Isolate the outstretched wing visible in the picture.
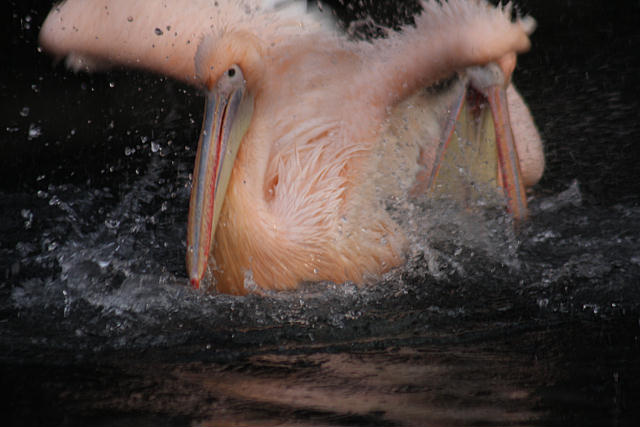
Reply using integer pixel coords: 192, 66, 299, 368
360, 0, 535, 107
39, 0, 332, 85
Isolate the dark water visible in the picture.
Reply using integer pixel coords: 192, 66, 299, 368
2, 1, 640, 426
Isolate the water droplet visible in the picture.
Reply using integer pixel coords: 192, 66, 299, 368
109, 81, 115, 88
151, 141, 161, 153
19, 106, 30, 117
28, 123, 42, 140
583, 303, 600, 314
124, 147, 135, 156
127, 16, 134, 22
21, 209, 33, 229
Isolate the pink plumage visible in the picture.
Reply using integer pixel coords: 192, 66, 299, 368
40, 0, 544, 294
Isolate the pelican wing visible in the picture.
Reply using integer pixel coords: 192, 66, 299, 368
39, 0, 332, 85
360, 0, 535, 106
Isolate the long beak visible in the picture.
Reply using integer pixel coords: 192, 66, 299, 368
426, 70, 528, 223
483, 85, 528, 222
186, 84, 252, 289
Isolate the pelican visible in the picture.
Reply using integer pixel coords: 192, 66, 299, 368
40, 0, 544, 294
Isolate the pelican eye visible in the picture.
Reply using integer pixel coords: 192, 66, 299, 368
222, 65, 244, 86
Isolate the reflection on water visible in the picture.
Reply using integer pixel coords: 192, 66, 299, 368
4, 312, 639, 427
16, 344, 547, 426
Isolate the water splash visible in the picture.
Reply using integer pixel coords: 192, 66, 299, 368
4, 137, 639, 357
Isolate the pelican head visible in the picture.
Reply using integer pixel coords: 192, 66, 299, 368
187, 63, 253, 289
186, 31, 276, 289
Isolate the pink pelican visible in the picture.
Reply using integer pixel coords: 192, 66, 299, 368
40, 0, 544, 294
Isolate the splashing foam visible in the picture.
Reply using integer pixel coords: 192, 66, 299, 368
368, 81, 522, 284
11, 152, 193, 318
